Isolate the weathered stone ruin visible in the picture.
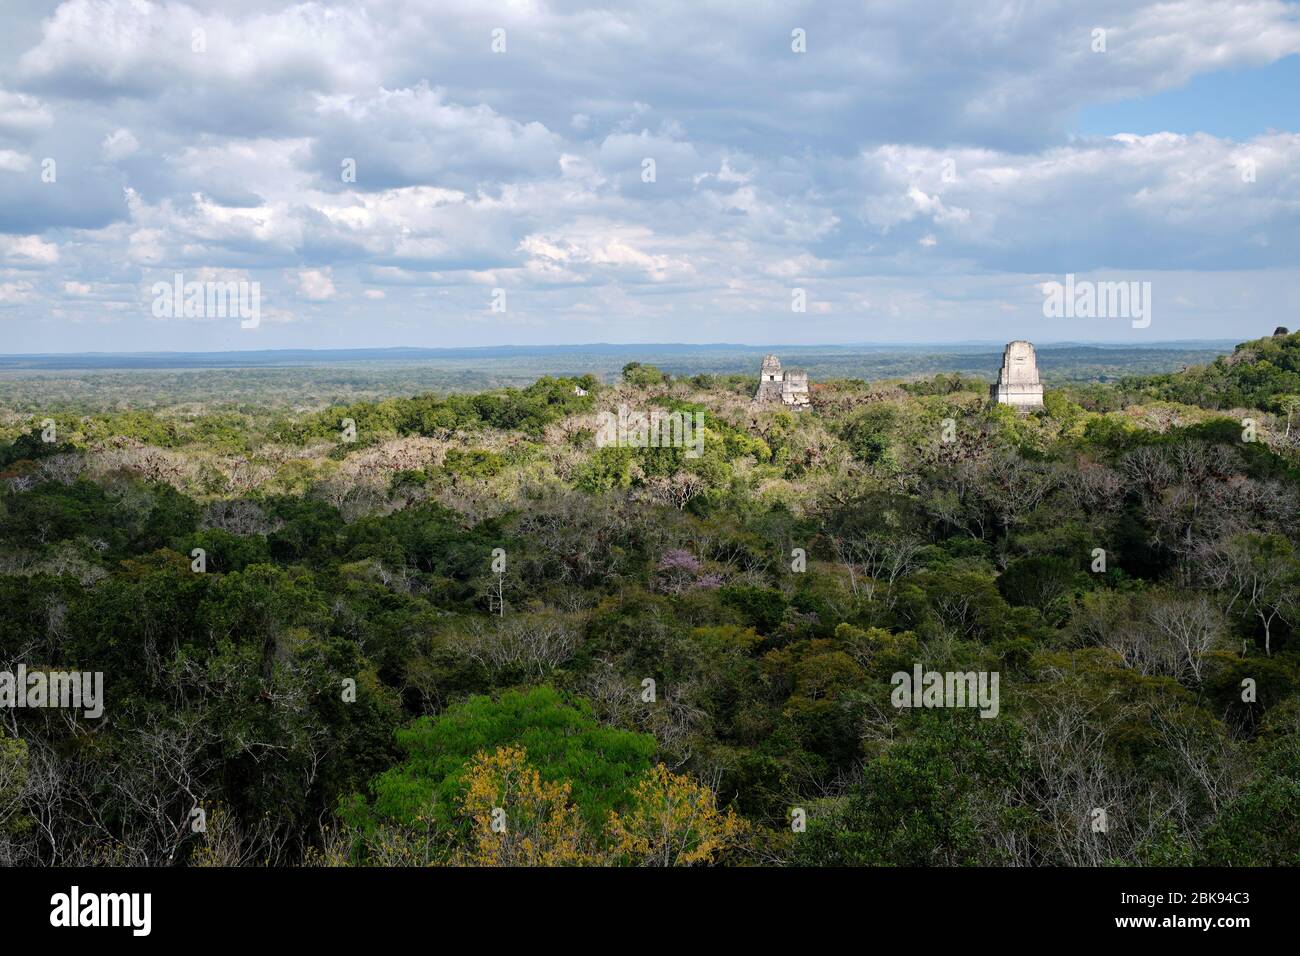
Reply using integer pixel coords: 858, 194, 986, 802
989, 340, 1044, 408
753, 354, 810, 407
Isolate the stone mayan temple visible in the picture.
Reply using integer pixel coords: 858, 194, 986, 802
989, 340, 1044, 408
753, 354, 810, 407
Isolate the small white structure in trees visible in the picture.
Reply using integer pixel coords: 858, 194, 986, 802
753, 354, 810, 408
989, 340, 1044, 408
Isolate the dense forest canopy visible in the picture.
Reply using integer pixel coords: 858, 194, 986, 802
2, 332, 1299, 866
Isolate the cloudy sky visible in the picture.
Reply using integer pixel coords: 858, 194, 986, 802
1, 0, 1298, 352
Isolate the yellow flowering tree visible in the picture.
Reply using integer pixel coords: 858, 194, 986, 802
457, 745, 592, 866
606, 764, 747, 866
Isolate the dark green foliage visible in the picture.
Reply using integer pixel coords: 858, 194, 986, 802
796, 713, 1026, 865
721, 585, 788, 634
998, 555, 1088, 614
1126, 331, 1300, 412
441, 449, 504, 479
621, 362, 671, 387
1201, 732, 1300, 865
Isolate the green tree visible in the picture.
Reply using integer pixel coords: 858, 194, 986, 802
352, 687, 656, 836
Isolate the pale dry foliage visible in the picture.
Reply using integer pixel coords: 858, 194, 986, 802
202, 499, 279, 536
84, 441, 198, 490
457, 613, 580, 680
996, 696, 1177, 867
0, 541, 107, 585
314, 474, 389, 522
334, 436, 448, 482
1120, 441, 1298, 557
578, 663, 708, 771
1072, 590, 1228, 683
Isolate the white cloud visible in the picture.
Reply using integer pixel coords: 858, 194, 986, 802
0, 150, 31, 173
1, 235, 59, 265
520, 223, 698, 284
19, 0, 379, 98
296, 268, 335, 300
0, 281, 36, 304
310, 84, 561, 188
5, 0, 1300, 347
101, 128, 139, 161
0, 89, 52, 136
